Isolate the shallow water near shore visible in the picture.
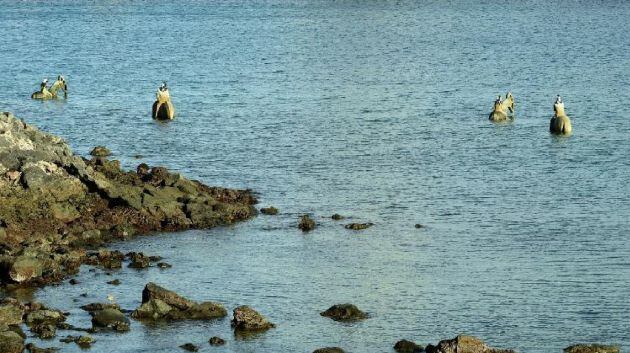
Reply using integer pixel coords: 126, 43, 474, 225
2, 1, 630, 352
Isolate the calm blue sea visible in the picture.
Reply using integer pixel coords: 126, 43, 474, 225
1, 1, 629, 352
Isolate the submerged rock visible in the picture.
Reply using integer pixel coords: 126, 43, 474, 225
231, 305, 275, 331
80, 303, 120, 312
30, 323, 56, 339
313, 348, 345, 353
260, 206, 278, 215
0, 112, 256, 288
59, 335, 93, 348
320, 304, 368, 321
25, 343, 60, 353
425, 335, 514, 353
344, 223, 373, 230
395, 339, 424, 353
298, 215, 316, 232
331, 214, 345, 220
209, 336, 225, 346
564, 344, 620, 353
131, 282, 226, 321
127, 252, 150, 269
180, 343, 199, 352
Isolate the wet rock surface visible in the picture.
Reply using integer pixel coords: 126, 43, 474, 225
0, 330, 25, 353
209, 336, 225, 346
180, 343, 199, 351
320, 303, 368, 321
89, 146, 111, 157
260, 206, 278, 215
425, 335, 514, 353
0, 112, 256, 289
59, 335, 94, 348
344, 222, 374, 230
395, 339, 424, 353
25, 343, 60, 353
91, 308, 130, 332
132, 282, 226, 321
298, 215, 316, 232
563, 344, 620, 353
231, 305, 275, 331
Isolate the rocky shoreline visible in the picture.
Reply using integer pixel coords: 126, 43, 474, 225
0, 112, 620, 352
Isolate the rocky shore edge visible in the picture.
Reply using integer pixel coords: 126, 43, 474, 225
0, 111, 256, 289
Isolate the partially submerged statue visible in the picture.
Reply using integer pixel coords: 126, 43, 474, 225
152, 82, 175, 120
549, 95, 572, 135
31, 75, 67, 100
488, 92, 515, 122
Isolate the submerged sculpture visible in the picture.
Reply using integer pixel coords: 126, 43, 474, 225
488, 92, 515, 122
152, 82, 175, 120
549, 95, 572, 135
31, 75, 67, 100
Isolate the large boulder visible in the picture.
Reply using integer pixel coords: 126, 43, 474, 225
425, 335, 514, 353
320, 304, 368, 321
131, 282, 226, 321
231, 306, 275, 331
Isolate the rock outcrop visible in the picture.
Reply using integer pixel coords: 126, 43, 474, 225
298, 215, 316, 232
0, 112, 256, 288
395, 339, 424, 353
425, 335, 514, 353
320, 303, 368, 321
131, 282, 226, 321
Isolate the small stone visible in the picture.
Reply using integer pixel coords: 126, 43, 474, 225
313, 348, 345, 353
298, 215, 316, 232
320, 304, 368, 321
107, 279, 121, 285
414, 224, 424, 229
157, 262, 172, 269
69, 279, 79, 285
180, 343, 199, 352
260, 206, 278, 215
395, 339, 424, 353
344, 223, 373, 230
89, 146, 111, 157
331, 214, 345, 220
208, 336, 225, 346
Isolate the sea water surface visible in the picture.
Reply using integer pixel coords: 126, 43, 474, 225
1, 1, 629, 352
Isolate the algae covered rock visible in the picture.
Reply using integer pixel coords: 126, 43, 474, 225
0, 330, 25, 353
131, 282, 226, 321
320, 303, 368, 321
344, 222, 373, 230
231, 305, 275, 331
209, 336, 225, 346
298, 215, 316, 232
564, 344, 620, 353
89, 146, 111, 157
260, 206, 278, 215
91, 308, 130, 332
425, 335, 515, 353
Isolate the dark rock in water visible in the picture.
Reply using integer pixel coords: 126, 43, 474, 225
564, 344, 620, 353
180, 343, 199, 352
260, 206, 278, 215
0, 330, 25, 353
25, 343, 60, 353
68, 278, 79, 285
313, 348, 345, 353
89, 146, 111, 157
425, 335, 514, 353
231, 305, 275, 331
128, 252, 151, 269
208, 336, 225, 346
30, 323, 56, 339
91, 308, 130, 332
131, 282, 226, 321
107, 279, 121, 285
157, 262, 172, 269
395, 339, 424, 353
344, 223, 373, 230
320, 303, 368, 321
59, 335, 93, 348
331, 214, 345, 220
414, 224, 425, 229
298, 215, 316, 232
80, 303, 120, 312
0, 112, 256, 289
